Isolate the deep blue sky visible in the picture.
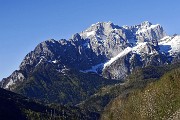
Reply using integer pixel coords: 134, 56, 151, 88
0, 0, 180, 80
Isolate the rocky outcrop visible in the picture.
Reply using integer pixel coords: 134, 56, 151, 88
1, 70, 25, 90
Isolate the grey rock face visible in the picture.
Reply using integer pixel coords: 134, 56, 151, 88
1, 21, 180, 89
80, 22, 127, 58
1, 70, 25, 90
102, 55, 130, 80
124, 21, 166, 46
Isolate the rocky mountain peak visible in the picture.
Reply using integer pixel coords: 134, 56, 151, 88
140, 21, 152, 28
137, 21, 161, 33
134, 21, 166, 46
80, 22, 122, 39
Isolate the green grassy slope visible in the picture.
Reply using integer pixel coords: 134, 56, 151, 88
102, 66, 180, 120
13, 63, 119, 105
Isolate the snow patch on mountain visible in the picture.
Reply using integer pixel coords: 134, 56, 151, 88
86, 31, 96, 37
103, 47, 132, 68
80, 63, 104, 73
159, 35, 180, 56
52, 60, 58, 63
103, 42, 153, 69
132, 42, 148, 54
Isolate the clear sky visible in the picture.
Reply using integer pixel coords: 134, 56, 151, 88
0, 0, 180, 80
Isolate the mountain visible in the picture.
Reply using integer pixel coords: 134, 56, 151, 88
1, 21, 180, 106
0, 87, 99, 120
